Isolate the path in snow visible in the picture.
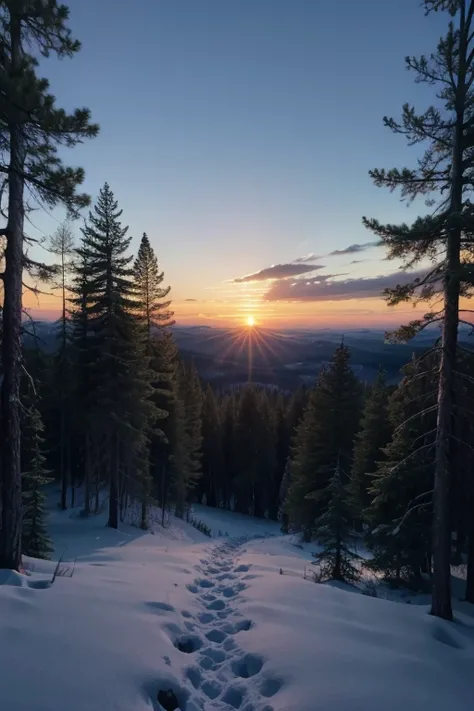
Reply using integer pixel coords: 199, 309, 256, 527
159, 537, 280, 711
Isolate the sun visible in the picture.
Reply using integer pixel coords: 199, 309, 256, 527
246, 315, 256, 327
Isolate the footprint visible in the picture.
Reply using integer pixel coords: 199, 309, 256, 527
205, 628, 227, 644
198, 612, 215, 624
201, 646, 226, 663
174, 635, 203, 654
234, 564, 250, 573
207, 599, 225, 611
201, 680, 222, 700
185, 666, 202, 690
186, 584, 198, 594
198, 579, 215, 589
222, 685, 244, 709
201, 593, 216, 602
181, 610, 192, 619
235, 618, 253, 632
184, 621, 195, 632
223, 637, 236, 652
199, 656, 215, 671
232, 653, 264, 679
260, 677, 283, 698
221, 586, 238, 598
145, 601, 175, 614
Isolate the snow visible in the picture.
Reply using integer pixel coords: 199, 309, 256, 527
1, 497, 473, 711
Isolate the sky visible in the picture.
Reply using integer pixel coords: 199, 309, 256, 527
25, 0, 450, 329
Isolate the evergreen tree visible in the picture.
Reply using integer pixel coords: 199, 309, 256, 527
366, 357, 436, 586
279, 457, 292, 533
221, 392, 237, 510
350, 369, 391, 524
200, 384, 224, 507
362, 0, 474, 619
48, 222, 75, 510
133, 232, 174, 526
20, 386, 53, 560
78, 184, 151, 529
313, 462, 359, 583
234, 386, 274, 515
174, 361, 202, 516
0, 0, 98, 570
285, 344, 361, 539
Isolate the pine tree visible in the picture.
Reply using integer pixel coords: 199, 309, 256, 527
285, 344, 361, 539
69, 241, 96, 513
200, 384, 224, 507
133, 232, 174, 526
221, 392, 237, 510
313, 462, 359, 583
48, 222, 75, 510
279, 457, 292, 533
0, 0, 98, 570
20, 387, 53, 560
366, 358, 436, 586
350, 369, 391, 525
174, 361, 202, 517
78, 184, 151, 529
362, 0, 474, 619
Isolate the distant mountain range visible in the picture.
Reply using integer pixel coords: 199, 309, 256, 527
24, 321, 473, 391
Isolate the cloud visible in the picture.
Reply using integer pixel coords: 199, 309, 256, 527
264, 269, 427, 302
232, 263, 325, 283
184, 298, 198, 302
329, 241, 381, 256
292, 253, 323, 264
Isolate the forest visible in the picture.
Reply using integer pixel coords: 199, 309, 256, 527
2, 0, 474, 626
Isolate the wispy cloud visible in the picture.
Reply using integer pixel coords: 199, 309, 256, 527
264, 269, 426, 302
232, 263, 325, 283
329, 241, 381, 256
292, 253, 323, 264
184, 298, 198, 302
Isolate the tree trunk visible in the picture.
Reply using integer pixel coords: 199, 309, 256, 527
83, 434, 91, 516
0, 14, 25, 571
108, 434, 119, 529
466, 506, 474, 602
60, 410, 67, 510
431, 2, 468, 622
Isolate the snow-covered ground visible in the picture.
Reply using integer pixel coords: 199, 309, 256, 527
1, 496, 473, 711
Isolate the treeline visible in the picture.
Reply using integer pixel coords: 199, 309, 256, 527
282, 343, 474, 604
21, 184, 206, 554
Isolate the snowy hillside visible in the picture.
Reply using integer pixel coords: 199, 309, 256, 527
0, 501, 473, 711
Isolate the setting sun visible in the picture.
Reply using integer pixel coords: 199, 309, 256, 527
246, 315, 256, 327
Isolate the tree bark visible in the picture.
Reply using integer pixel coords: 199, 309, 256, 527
107, 434, 119, 529
466, 503, 474, 603
83, 434, 91, 516
430, 1, 470, 622
0, 13, 25, 571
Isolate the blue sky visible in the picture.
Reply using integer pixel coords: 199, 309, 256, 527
30, 0, 447, 326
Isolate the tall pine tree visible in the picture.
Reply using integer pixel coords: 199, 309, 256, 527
363, 0, 474, 619
350, 369, 391, 525
285, 344, 361, 540
0, 0, 98, 570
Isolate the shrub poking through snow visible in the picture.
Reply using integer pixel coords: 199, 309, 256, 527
189, 516, 212, 537
312, 462, 360, 583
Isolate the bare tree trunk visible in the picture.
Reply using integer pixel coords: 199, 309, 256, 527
0, 14, 25, 571
466, 504, 474, 602
60, 410, 67, 510
83, 434, 91, 516
108, 434, 119, 529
